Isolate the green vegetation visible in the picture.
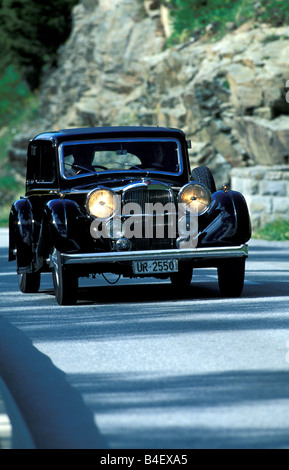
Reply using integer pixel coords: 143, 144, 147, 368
0, 0, 78, 90
1, 0, 289, 233
0, 65, 37, 127
0, 89, 40, 227
161, 0, 289, 243
253, 219, 289, 241
0, 0, 77, 226
162, 0, 289, 45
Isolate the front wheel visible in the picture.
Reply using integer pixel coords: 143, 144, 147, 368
170, 264, 193, 290
51, 249, 78, 305
218, 258, 245, 297
17, 272, 41, 293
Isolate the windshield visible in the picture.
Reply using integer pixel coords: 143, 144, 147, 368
60, 138, 182, 179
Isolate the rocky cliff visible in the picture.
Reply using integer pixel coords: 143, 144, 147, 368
10, 0, 289, 226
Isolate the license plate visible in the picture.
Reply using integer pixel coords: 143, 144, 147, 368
133, 259, 178, 274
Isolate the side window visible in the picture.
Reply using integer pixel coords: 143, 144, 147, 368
39, 142, 55, 182
26, 144, 37, 183
27, 142, 55, 183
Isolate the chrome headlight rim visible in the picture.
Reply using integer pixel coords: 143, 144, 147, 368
86, 188, 120, 220
178, 182, 212, 216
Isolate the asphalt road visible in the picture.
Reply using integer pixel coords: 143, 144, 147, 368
0, 228, 289, 449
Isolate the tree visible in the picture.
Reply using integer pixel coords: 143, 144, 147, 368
0, 0, 78, 90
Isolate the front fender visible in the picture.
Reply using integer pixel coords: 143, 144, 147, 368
41, 199, 90, 255
9, 198, 34, 268
198, 190, 251, 246
229, 190, 252, 243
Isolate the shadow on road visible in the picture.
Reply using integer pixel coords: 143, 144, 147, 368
0, 316, 107, 449
69, 369, 289, 449
1, 239, 289, 449
2, 238, 289, 306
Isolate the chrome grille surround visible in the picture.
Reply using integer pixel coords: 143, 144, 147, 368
122, 182, 176, 250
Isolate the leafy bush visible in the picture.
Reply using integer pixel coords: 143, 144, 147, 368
0, 65, 34, 127
167, 0, 235, 39
257, 0, 289, 26
0, 74, 39, 227
162, 0, 289, 44
0, 0, 78, 90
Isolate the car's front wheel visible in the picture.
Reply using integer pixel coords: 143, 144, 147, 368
51, 249, 78, 305
17, 272, 41, 293
218, 258, 245, 297
170, 264, 193, 291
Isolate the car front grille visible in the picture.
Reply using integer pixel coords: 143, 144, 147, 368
122, 186, 175, 251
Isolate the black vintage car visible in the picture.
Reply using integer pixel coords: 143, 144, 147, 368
9, 126, 251, 305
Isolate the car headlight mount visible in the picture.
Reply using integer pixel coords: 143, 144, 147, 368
178, 182, 211, 216
86, 188, 119, 220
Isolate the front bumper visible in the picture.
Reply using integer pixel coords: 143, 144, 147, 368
61, 244, 248, 266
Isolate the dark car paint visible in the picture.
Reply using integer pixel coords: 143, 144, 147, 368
9, 126, 251, 287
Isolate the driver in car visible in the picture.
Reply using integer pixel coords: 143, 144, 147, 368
65, 146, 95, 176
143, 144, 166, 170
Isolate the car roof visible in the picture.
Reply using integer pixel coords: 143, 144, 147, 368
31, 126, 186, 143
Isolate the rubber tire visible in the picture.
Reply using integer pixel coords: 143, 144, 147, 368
52, 249, 78, 305
218, 258, 245, 298
170, 265, 193, 290
191, 166, 216, 193
18, 272, 41, 293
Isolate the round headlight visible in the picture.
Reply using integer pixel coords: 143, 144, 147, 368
178, 183, 211, 216
87, 189, 119, 220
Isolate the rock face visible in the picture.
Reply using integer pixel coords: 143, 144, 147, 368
9, 0, 289, 227
40, 1, 289, 170
41, 0, 166, 129
234, 115, 289, 165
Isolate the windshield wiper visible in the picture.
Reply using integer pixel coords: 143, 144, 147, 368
64, 162, 96, 175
